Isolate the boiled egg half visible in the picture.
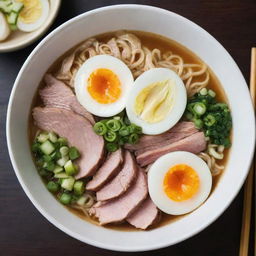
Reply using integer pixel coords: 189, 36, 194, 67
126, 68, 187, 135
17, 0, 49, 32
74, 55, 134, 117
148, 151, 212, 215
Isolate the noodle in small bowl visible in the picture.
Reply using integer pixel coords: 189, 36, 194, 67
6, 5, 255, 252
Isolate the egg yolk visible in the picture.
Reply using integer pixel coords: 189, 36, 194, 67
163, 164, 200, 202
87, 68, 121, 104
17, 0, 42, 24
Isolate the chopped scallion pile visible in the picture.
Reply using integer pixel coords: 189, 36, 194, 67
32, 131, 84, 206
185, 88, 232, 147
93, 112, 142, 152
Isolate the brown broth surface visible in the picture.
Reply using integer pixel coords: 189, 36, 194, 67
29, 30, 230, 231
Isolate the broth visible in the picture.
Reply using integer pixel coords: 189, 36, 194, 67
29, 30, 230, 231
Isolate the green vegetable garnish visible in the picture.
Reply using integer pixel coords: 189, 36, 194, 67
32, 131, 82, 205
69, 147, 80, 160
106, 119, 121, 131
104, 130, 117, 142
185, 89, 232, 148
106, 142, 119, 152
93, 122, 107, 135
92, 113, 142, 152
47, 181, 59, 193
59, 193, 72, 205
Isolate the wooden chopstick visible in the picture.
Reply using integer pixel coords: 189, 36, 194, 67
239, 48, 256, 256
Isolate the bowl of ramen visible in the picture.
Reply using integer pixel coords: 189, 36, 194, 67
6, 4, 255, 252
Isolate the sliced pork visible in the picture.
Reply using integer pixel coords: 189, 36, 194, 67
90, 169, 148, 225
40, 74, 95, 124
126, 197, 159, 229
124, 121, 197, 152
137, 132, 207, 166
33, 107, 104, 178
86, 149, 123, 191
96, 151, 137, 201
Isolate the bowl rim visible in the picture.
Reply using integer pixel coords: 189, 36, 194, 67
0, 0, 61, 52
6, 4, 256, 252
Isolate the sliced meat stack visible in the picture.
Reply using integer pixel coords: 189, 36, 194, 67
86, 149, 123, 191
96, 151, 137, 201
40, 74, 95, 124
33, 107, 104, 179
126, 197, 159, 229
90, 168, 148, 225
124, 121, 198, 152
136, 131, 207, 166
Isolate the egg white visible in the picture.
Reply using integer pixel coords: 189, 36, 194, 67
74, 55, 134, 117
126, 68, 187, 135
148, 151, 212, 215
17, 0, 49, 32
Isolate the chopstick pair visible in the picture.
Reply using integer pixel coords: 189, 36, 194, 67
239, 48, 256, 256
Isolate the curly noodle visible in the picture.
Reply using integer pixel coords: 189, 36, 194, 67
55, 33, 209, 97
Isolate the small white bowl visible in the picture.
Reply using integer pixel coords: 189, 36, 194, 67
6, 4, 255, 252
0, 0, 61, 52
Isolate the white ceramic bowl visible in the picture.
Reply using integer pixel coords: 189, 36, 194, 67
6, 5, 255, 252
0, 0, 61, 52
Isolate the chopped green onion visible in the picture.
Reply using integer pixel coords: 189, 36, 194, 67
64, 160, 77, 176
32, 142, 41, 153
74, 181, 85, 196
128, 124, 140, 134
199, 88, 208, 96
43, 155, 52, 162
185, 112, 193, 120
60, 146, 69, 156
128, 133, 139, 144
43, 161, 55, 171
50, 151, 61, 161
57, 137, 68, 147
106, 119, 121, 131
208, 89, 216, 98
37, 133, 49, 143
77, 196, 86, 206
49, 132, 58, 143
104, 130, 117, 142
106, 142, 119, 152
193, 119, 203, 129
204, 114, 216, 126
61, 177, 75, 191
47, 181, 59, 193
57, 156, 69, 167
11, 2, 24, 13
119, 126, 130, 136
59, 193, 72, 205
69, 147, 80, 160
40, 140, 55, 155
53, 166, 63, 174
54, 172, 69, 179
6, 11, 18, 25
93, 122, 107, 135
193, 102, 206, 116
